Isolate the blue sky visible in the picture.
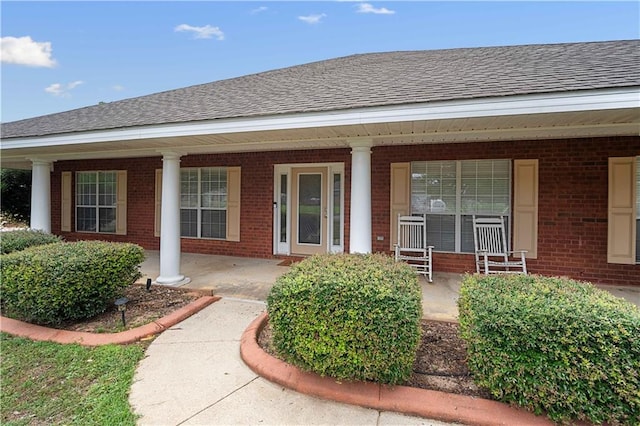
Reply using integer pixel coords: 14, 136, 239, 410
1, 1, 638, 123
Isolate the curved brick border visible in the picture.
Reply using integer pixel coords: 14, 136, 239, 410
241, 312, 553, 426
0, 295, 220, 346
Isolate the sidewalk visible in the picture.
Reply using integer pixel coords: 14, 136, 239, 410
128, 298, 458, 425
1, 295, 549, 425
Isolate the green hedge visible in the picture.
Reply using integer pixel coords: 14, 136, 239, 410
458, 274, 640, 425
0, 229, 61, 254
267, 253, 422, 385
1, 241, 145, 325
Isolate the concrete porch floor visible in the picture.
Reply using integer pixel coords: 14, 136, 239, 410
138, 250, 639, 321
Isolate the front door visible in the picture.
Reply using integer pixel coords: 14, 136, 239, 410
291, 167, 328, 255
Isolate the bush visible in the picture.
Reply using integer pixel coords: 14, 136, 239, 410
0, 229, 62, 254
0, 169, 31, 223
1, 241, 145, 325
267, 253, 422, 385
458, 274, 640, 425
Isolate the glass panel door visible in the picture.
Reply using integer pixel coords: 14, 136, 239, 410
297, 174, 322, 244
291, 167, 327, 255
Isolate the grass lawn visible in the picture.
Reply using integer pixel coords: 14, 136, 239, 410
0, 333, 145, 425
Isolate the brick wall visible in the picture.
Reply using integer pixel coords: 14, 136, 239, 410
372, 136, 640, 286
53, 148, 352, 257
51, 136, 640, 286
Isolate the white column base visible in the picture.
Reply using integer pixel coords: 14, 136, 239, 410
155, 275, 191, 287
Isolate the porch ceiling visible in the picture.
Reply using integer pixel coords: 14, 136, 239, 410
1, 106, 638, 169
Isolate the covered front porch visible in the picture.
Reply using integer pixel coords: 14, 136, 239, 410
137, 251, 640, 321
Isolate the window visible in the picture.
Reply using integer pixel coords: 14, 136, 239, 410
76, 171, 117, 233
411, 159, 511, 253
180, 167, 227, 239
636, 158, 640, 264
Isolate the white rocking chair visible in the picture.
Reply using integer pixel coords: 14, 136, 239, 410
394, 214, 433, 282
472, 215, 527, 275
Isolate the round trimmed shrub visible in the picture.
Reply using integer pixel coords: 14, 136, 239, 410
0, 229, 61, 254
267, 253, 422, 385
458, 274, 640, 425
1, 241, 145, 325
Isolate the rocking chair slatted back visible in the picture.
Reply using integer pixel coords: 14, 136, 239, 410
473, 215, 527, 275
395, 214, 434, 282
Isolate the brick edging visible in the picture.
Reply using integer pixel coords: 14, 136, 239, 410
240, 312, 553, 426
0, 296, 220, 346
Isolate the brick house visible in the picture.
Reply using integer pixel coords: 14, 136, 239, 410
1, 39, 639, 286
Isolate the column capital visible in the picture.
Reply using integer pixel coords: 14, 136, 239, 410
157, 151, 185, 161
28, 158, 54, 168
347, 138, 374, 150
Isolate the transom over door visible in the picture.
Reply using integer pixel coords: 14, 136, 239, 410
291, 167, 328, 255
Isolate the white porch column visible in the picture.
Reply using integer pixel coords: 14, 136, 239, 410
156, 152, 190, 286
349, 139, 373, 253
29, 159, 52, 233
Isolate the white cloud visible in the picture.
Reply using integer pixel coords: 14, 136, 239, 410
298, 13, 327, 24
112, 84, 124, 92
1, 36, 56, 67
356, 3, 395, 14
174, 24, 224, 40
251, 6, 268, 14
45, 80, 83, 97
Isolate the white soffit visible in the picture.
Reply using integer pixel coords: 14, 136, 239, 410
2, 87, 639, 150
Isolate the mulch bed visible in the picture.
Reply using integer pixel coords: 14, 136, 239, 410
258, 319, 492, 399
56, 283, 203, 333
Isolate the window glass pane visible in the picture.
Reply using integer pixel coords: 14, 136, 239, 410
333, 174, 341, 246
425, 215, 455, 251
412, 161, 456, 214
636, 159, 639, 263
98, 207, 116, 233
98, 172, 117, 206
77, 207, 96, 232
201, 168, 227, 208
201, 210, 226, 239
180, 170, 199, 208
461, 160, 510, 215
298, 174, 322, 245
76, 172, 97, 206
75, 171, 119, 233
412, 159, 511, 253
180, 209, 198, 237
280, 174, 287, 243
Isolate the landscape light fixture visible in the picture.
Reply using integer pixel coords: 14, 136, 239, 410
115, 297, 129, 327
146, 278, 152, 292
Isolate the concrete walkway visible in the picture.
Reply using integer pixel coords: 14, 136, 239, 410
130, 251, 639, 425
129, 298, 455, 426
137, 251, 464, 321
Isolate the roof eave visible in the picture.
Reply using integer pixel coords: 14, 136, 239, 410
1, 87, 638, 152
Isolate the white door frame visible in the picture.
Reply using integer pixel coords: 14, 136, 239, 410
273, 162, 344, 255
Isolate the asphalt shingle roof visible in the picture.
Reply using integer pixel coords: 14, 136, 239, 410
2, 39, 639, 139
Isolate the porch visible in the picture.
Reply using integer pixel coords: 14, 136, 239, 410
137, 251, 639, 321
